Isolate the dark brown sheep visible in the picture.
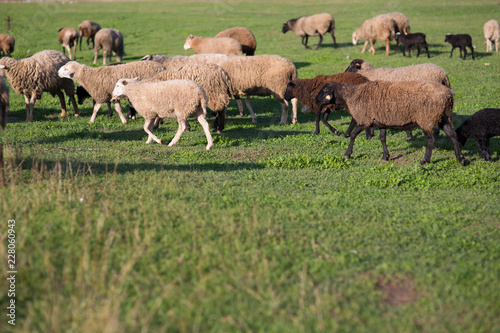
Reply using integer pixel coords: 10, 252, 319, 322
284, 72, 370, 136
78, 20, 101, 51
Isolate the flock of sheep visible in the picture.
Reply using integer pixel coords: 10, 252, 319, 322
0, 12, 499, 167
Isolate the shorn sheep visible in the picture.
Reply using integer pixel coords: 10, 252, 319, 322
215, 27, 257, 55
455, 108, 500, 161
94, 28, 124, 65
395, 32, 430, 58
58, 60, 166, 123
282, 13, 336, 50
483, 19, 499, 52
445, 34, 475, 60
0, 50, 79, 121
284, 72, 370, 136
145, 63, 233, 133
183, 35, 243, 57
0, 34, 14, 57
78, 20, 101, 51
352, 15, 396, 56
112, 78, 213, 150
218, 54, 298, 124
58, 27, 79, 60
315, 80, 466, 166
0, 77, 7, 186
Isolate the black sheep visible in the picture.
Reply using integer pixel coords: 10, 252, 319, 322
455, 108, 500, 161
395, 32, 430, 58
444, 34, 475, 60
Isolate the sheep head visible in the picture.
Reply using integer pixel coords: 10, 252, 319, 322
58, 61, 79, 79
284, 80, 296, 101
345, 59, 365, 73
183, 34, 195, 50
315, 82, 338, 110
112, 77, 138, 101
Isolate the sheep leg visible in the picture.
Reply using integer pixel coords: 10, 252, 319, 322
461, 47, 466, 60
168, 119, 187, 147
344, 125, 365, 159
153, 116, 163, 129
278, 98, 290, 125
330, 30, 337, 48
475, 138, 491, 161
420, 130, 436, 165
402, 46, 407, 57
469, 45, 475, 60
103, 50, 108, 65
344, 118, 357, 138
89, 103, 102, 123
361, 41, 369, 54
197, 112, 214, 150
486, 39, 492, 52
302, 36, 311, 49
216, 107, 227, 133
440, 122, 466, 165
370, 40, 376, 54
245, 96, 257, 123
449, 46, 456, 58
68, 92, 79, 117
107, 102, 113, 118
321, 110, 340, 135
416, 45, 422, 58
55, 90, 68, 117
385, 39, 390, 56
315, 34, 323, 50
24, 95, 33, 122
495, 39, 498, 52
144, 118, 162, 144
424, 43, 430, 58
379, 128, 390, 161
93, 50, 99, 64
235, 96, 245, 116
113, 102, 128, 124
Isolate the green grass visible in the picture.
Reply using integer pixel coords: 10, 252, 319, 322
0, 0, 499, 332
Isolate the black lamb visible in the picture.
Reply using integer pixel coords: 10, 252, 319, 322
455, 108, 500, 161
395, 32, 430, 58
444, 34, 475, 60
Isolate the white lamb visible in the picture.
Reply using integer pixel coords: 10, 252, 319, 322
112, 78, 213, 150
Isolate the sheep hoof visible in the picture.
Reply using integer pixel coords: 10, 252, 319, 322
158, 140, 163, 145
334, 130, 340, 136
344, 154, 351, 159
74, 114, 79, 118
216, 130, 222, 134
252, 119, 257, 124
382, 155, 389, 161
344, 133, 350, 138
292, 119, 298, 125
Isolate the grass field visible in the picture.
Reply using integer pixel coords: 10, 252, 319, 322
0, 0, 499, 332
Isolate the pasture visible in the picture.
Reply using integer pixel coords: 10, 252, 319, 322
0, 0, 499, 331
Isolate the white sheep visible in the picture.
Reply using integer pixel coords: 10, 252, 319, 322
218, 55, 298, 124
183, 34, 243, 56
484, 19, 499, 52
58, 60, 166, 123
282, 13, 336, 49
58, 27, 79, 60
112, 78, 213, 150
78, 20, 101, 51
352, 15, 396, 56
94, 28, 124, 65
0, 50, 79, 121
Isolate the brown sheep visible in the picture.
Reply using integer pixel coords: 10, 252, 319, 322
183, 35, 243, 57
78, 20, 101, 51
215, 27, 257, 55
315, 80, 465, 166
282, 13, 336, 49
0, 34, 14, 57
352, 15, 397, 56
284, 72, 370, 136
58, 27, 79, 60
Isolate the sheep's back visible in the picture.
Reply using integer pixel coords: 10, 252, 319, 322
215, 27, 256, 55
361, 63, 450, 87
297, 13, 333, 36
484, 19, 500, 40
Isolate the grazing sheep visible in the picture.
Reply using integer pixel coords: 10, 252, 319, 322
282, 13, 336, 50
483, 19, 499, 52
0, 77, 7, 186
218, 54, 298, 124
94, 28, 124, 65
455, 108, 500, 161
352, 15, 396, 56
395, 32, 430, 58
144, 63, 233, 133
0, 50, 79, 121
141, 53, 229, 67
58, 27, 79, 60
183, 34, 243, 56
215, 27, 257, 55
445, 34, 475, 60
58, 60, 166, 123
112, 78, 213, 150
0, 34, 14, 57
384, 12, 411, 35
315, 80, 465, 166
78, 20, 101, 51
284, 72, 370, 136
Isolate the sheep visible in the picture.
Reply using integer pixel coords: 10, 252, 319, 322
94, 28, 124, 65
282, 13, 336, 50
315, 80, 466, 166
0, 50, 79, 121
455, 108, 500, 161
483, 19, 499, 52
112, 78, 213, 150
58, 27, 79, 60
284, 72, 370, 136
0, 34, 15, 57
58, 60, 166, 123
444, 34, 475, 60
76, 85, 114, 118
352, 15, 396, 56
395, 32, 430, 58
144, 63, 233, 133
0, 77, 7, 187
384, 12, 411, 35
141, 53, 229, 67
183, 34, 243, 57
218, 54, 298, 124
215, 27, 257, 55
78, 20, 101, 51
